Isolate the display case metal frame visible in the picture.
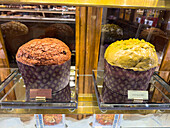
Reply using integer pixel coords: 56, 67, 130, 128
0, 0, 170, 9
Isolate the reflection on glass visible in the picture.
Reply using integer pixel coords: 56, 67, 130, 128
93, 70, 170, 110
0, 4, 76, 67
0, 68, 78, 109
98, 8, 169, 71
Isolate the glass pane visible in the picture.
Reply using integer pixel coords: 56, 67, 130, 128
0, 68, 78, 109
93, 70, 170, 110
98, 8, 170, 71
97, 7, 170, 108
0, 4, 76, 67
0, 4, 76, 109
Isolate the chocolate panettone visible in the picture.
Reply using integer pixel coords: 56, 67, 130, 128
1, 21, 29, 58
45, 23, 74, 42
140, 28, 166, 42
16, 38, 71, 65
44, 23, 75, 50
140, 27, 168, 53
16, 38, 71, 101
1, 21, 28, 36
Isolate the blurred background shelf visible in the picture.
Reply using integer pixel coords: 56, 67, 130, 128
0, 8, 75, 14
0, 5, 75, 23
0, 16, 75, 23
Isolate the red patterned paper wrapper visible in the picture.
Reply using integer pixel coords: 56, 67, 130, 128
103, 59, 155, 103
17, 59, 71, 102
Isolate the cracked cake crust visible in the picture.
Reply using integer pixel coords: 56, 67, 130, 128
16, 38, 71, 66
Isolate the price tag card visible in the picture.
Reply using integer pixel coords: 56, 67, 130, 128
128, 90, 148, 100
30, 89, 52, 99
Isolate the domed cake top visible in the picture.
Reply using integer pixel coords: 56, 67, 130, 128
104, 38, 158, 71
16, 38, 71, 66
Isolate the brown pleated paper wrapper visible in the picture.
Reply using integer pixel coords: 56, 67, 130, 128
17, 59, 71, 102
103, 59, 155, 103
102, 82, 128, 103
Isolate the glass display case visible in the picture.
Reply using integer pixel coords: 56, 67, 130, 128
0, 68, 78, 109
93, 70, 170, 110
0, 0, 170, 127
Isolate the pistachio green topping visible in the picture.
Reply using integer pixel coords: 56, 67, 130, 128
104, 38, 158, 71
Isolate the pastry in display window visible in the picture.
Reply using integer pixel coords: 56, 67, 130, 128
45, 23, 74, 41
44, 23, 75, 50
93, 114, 123, 128
35, 114, 65, 128
16, 38, 71, 101
140, 27, 168, 50
43, 114, 63, 125
1, 21, 29, 60
1, 21, 28, 36
96, 114, 115, 125
140, 27, 169, 69
103, 38, 158, 103
101, 24, 123, 43
140, 27, 167, 40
